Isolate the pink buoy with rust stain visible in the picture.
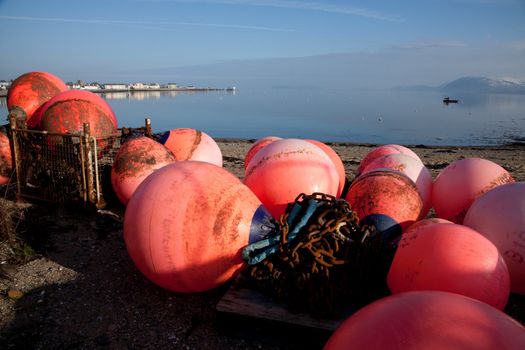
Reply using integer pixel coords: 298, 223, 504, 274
306, 139, 346, 198
160, 128, 223, 167
387, 222, 510, 310
7, 71, 68, 128
111, 137, 175, 205
0, 133, 12, 185
324, 291, 525, 350
244, 136, 281, 170
362, 153, 433, 217
124, 161, 273, 292
464, 182, 525, 295
356, 144, 422, 175
244, 138, 339, 219
345, 169, 424, 231
432, 158, 514, 223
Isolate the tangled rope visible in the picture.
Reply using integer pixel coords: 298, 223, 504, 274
242, 193, 395, 318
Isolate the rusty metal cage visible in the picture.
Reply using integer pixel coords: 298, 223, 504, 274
8, 110, 152, 208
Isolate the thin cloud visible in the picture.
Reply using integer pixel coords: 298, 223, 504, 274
0, 15, 294, 32
136, 0, 403, 22
510, 39, 525, 50
390, 41, 467, 50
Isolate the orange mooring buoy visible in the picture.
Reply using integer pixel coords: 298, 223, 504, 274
0, 132, 12, 185
7, 71, 67, 128
432, 158, 514, 223
345, 169, 423, 236
159, 128, 223, 166
244, 136, 281, 170
324, 291, 525, 350
361, 153, 433, 217
356, 144, 422, 176
464, 182, 525, 295
306, 139, 346, 198
124, 161, 274, 293
244, 138, 339, 219
388, 222, 510, 309
111, 137, 175, 205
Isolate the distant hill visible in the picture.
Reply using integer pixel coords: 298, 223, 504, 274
441, 77, 525, 94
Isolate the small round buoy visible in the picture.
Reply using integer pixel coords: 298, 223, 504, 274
345, 169, 423, 234
111, 137, 175, 205
324, 291, 525, 350
244, 136, 281, 169
0, 133, 12, 185
432, 158, 514, 223
387, 222, 510, 309
159, 128, 222, 167
306, 139, 346, 197
361, 153, 433, 217
464, 182, 525, 295
244, 138, 339, 219
356, 144, 422, 175
124, 161, 273, 292
7, 71, 67, 128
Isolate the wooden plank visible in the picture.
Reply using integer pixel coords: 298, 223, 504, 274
216, 286, 346, 331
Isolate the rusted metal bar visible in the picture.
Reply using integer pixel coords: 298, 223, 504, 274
8, 108, 26, 201
145, 117, 152, 137
83, 123, 96, 205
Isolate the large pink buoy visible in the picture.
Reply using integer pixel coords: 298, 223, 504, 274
159, 128, 222, 167
244, 138, 339, 219
306, 139, 346, 197
111, 137, 175, 205
387, 222, 510, 309
244, 136, 281, 169
33, 89, 118, 129
345, 169, 424, 233
124, 161, 273, 292
432, 158, 514, 223
324, 291, 525, 350
362, 153, 433, 217
464, 182, 525, 295
356, 144, 422, 175
0, 133, 12, 185
7, 71, 68, 127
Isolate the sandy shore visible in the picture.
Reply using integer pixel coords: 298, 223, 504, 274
0, 139, 524, 349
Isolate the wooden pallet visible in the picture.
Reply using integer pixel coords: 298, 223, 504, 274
217, 285, 350, 332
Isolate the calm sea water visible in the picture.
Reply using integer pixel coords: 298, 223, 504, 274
2, 88, 524, 146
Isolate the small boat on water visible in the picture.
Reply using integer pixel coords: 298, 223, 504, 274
443, 96, 459, 104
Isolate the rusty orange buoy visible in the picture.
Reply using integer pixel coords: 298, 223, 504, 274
7, 71, 68, 128
244, 136, 281, 170
432, 158, 514, 223
324, 291, 525, 350
159, 128, 223, 167
361, 153, 433, 217
464, 182, 525, 295
0, 132, 12, 185
38, 90, 118, 151
124, 161, 274, 292
111, 137, 175, 205
244, 138, 339, 219
388, 222, 510, 309
345, 169, 423, 235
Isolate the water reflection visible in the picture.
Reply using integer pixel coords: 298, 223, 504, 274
0, 97, 6, 107
100, 90, 179, 101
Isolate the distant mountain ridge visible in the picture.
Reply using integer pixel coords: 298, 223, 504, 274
396, 77, 525, 94
441, 77, 525, 94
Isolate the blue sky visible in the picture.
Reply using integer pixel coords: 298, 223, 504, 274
0, 0, 524, 87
